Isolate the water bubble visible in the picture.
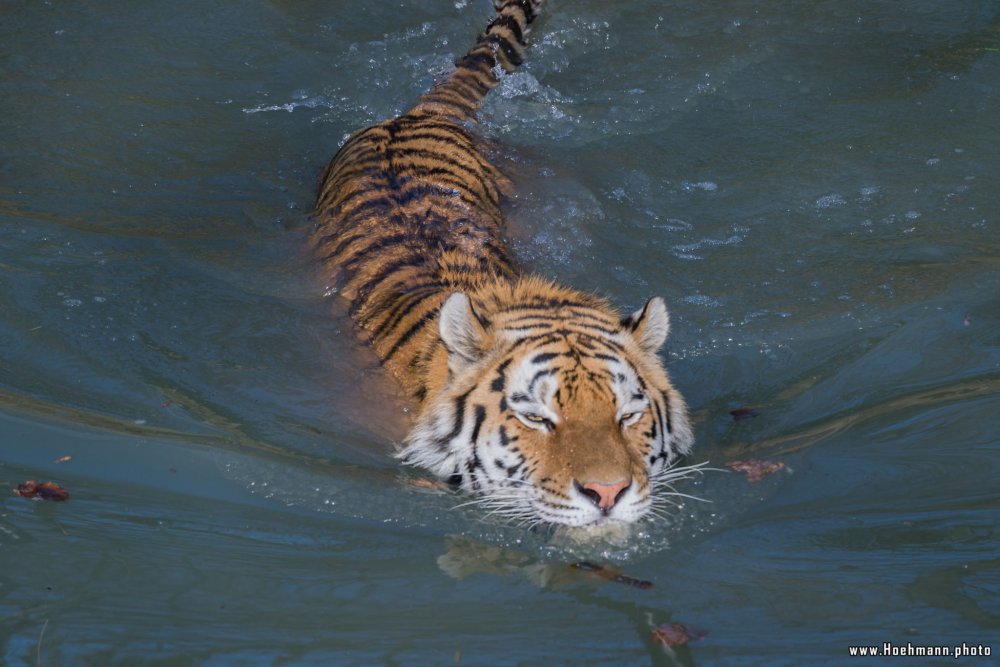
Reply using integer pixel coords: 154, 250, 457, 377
681, 294, 722, 308
655, 218, 692, 232
815, 193, 846, 209
681, 181, 718, 193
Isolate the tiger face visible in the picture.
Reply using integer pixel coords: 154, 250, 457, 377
401, 286, 694, 527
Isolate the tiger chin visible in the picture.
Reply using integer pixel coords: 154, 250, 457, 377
311, 0, 695, 528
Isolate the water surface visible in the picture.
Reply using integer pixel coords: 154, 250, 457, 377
2, 0, 998, 664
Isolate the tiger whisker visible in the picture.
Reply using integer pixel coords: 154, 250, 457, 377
657, 486, 711, 504
450, 494, 523, 512
643, 505, 671, 523
650, 460, 717, 484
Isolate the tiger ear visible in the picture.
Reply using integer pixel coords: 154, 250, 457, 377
622, 297, 670, 354
439, 292, 490, 370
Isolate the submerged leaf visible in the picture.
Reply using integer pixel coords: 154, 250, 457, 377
729, 407, 759, 421
571, 561, 653, 589
726, 459, 785, 483
651, 622, 707, 647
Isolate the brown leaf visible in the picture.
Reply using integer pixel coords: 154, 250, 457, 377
15, 480, 39, 498
570, 561, 653, 589
729, 407, 759, 421
727, 458, 785, 483
35, 482, 70, 501
15, 480, 70, 501
651, 622, 707, 647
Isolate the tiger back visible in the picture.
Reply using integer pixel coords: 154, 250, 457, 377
311, 0, 695, 527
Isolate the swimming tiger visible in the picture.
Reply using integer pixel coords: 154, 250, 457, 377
311, 0, 694, 527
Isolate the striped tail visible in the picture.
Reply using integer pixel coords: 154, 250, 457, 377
412, 0, 544, 121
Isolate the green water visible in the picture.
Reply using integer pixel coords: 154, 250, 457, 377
2, 0, 998, 664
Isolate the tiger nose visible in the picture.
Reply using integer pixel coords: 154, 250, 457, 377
575, 478, 631, 510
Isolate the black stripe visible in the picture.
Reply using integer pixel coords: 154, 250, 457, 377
583, 335, 626, 353
528, 368, 553, 393
486, 32, 524, 67
503, 299, 591, 313
314, 231, 366, 264
339, 233, 410, 271
338, 194, 395, 220
456, 49, 497, 74
348, 255, 428, 317
391, 146, 484, 176
491, 358, 512, 392
513, 0, 538, 23
391, 180, 478, 209
661, 391, 673, 434
436, 387, 474, 447
503, 331, 562, 354
566, 308, 622, 328
470, 404, 487, 443
388, 167, 493, 210
492, 13, 524, 45
363, 280, 442, 330
324, 162, 384, 188
392, 129, 474, 153
382, 308, 438, 362
449, 69, 493, 96
649, 395, 668, 452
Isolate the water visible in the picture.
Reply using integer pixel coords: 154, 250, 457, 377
2, 0, 998, 664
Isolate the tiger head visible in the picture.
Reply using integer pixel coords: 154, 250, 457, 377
401, 282, 694, 527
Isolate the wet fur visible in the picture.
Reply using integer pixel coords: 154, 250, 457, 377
311, 0, 694, 526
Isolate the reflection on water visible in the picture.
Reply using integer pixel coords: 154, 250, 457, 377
2, 0, 999, 664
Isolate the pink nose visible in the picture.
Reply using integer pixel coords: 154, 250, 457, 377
576, 479, 631, 510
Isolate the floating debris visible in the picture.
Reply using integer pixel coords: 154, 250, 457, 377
729, 407, 759, 421
15, 480, 70, 502
570, 561, 653, 590
726, 459, 785, 483
651, 622, 708, 647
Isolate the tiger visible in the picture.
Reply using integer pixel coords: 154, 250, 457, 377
311, 0, 694, 527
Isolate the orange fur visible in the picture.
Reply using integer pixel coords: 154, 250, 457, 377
311, 0, 694, 525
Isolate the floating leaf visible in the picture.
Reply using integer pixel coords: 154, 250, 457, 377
571, 561, 653, 589
15, 480, 70, 501
651, 622, 707, 647
729, 407, 759, 421
726, 459, 785, 483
